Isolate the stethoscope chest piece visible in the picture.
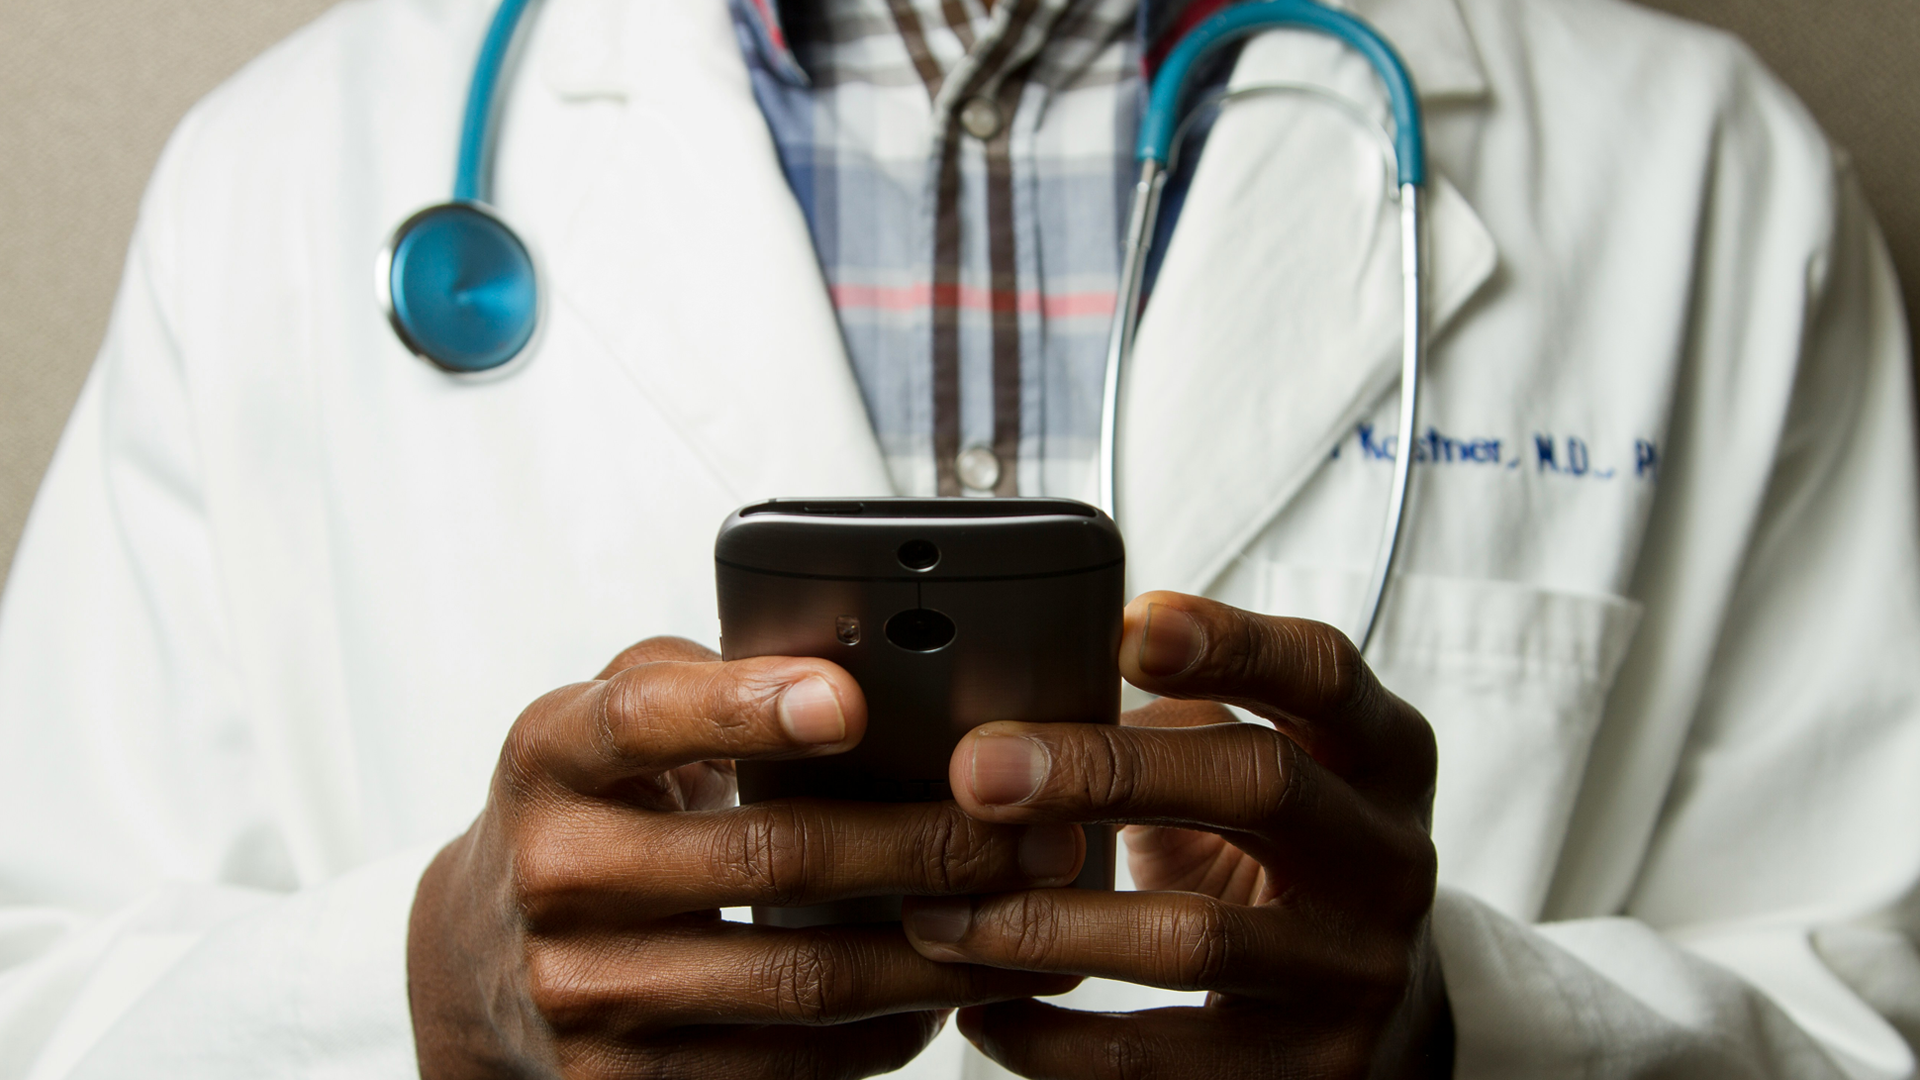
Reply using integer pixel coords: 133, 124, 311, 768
380, 201, 537, 374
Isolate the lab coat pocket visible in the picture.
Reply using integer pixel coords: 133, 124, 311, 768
1245, 566, 1644, 921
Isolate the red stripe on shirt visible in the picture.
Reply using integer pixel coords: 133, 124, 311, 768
749, 0, 790, 54
830, 283, 1116, 318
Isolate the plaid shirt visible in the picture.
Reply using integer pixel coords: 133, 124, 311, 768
730, 0, 1221, 499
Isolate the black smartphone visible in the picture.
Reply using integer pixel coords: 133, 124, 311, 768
715, 497, 1125, 928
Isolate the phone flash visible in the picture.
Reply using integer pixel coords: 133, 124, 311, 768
835, 616, 861, 645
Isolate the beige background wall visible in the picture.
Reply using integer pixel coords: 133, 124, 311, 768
0, 0, 343, 581
2, 0, 1917, 584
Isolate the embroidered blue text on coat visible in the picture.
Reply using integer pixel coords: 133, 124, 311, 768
1332, 424, 1659, 484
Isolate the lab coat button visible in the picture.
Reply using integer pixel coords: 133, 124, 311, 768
956, 445, 1002, 492
959, 97, 1003, 140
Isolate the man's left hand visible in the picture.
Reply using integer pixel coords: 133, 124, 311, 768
901, 591, 1450, 1079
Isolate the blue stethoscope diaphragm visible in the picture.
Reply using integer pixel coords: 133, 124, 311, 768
380, 202, 537, 374
379, 0, 539, 375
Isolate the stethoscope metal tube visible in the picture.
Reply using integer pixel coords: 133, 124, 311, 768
1098, 158, 1166, 523
1364, 182, 1423, 654
1099, 0, 1426, 653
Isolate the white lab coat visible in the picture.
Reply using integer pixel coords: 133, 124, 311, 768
1, 0, 1916, 1074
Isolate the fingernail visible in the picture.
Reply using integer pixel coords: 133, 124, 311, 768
778, 678, 845, 744
906, 897, 973, 944
1018, 825, 1081, 881
1138, 603, 1204, 677
970, 735, 1049, 805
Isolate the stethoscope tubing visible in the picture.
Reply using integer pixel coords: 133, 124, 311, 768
400, 0, 1429, 650
455, 0, 536, 205
1099, 0, 1427, 653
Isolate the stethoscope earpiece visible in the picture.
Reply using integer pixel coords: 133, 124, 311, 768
380, 201, 537, 375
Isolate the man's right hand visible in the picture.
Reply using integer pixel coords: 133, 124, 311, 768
408, 637, 1083, 1079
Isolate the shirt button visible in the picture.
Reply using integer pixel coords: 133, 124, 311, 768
956, 445, 1003, 492
959, 96, 1003, 140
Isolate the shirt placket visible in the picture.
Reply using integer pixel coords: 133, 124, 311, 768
741, 0, 1137, 501
912, 0, 1058, 495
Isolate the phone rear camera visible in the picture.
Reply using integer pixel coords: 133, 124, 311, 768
897, 539, 940, 571
885, 608, 955, 652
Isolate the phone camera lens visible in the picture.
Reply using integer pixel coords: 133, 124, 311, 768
885, 608, 956, 652
897, 539, 940, 571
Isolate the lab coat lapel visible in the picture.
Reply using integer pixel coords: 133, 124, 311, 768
1354, 0, 1489, 101
537, 0, 893, 502
1120, 12, 1498, 596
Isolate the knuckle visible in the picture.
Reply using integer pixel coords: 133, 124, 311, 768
497, 695, 570, 796
1003, 891, 1065, 970
1091, 733, 1141, 813
511, 827, 591, 928
523, 941, 598, 1031
728, 803, 814, 906
1246, 727, 1302, 824
590, 676, 635, 764
1293, 619, 1371, 715
1161, 898, 1233, 990
698, 662, 770, 738
1095, 1025, 1161, 1080
919, 806, 977, 892
496, 722, 546, 797
1213, 613, 1277, 690
600, 665, 701, 763
764, 933, 857, 1024
601, 661, 756, 764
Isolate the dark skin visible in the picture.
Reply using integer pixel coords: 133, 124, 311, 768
907, 591, 1449, 1078
408, 637, 1081, 1079
409, 592, 1446, 1078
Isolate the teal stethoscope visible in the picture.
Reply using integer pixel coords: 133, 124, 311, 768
380, 0, 1426, 649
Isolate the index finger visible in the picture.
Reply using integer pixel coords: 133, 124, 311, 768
1117, 592, 1429, 785
507, 656, 868, 796
946, 721, 1426, 894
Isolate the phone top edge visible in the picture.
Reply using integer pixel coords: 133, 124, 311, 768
715, 497, 1124, 580
736, 497, 1103, 521
714, 554, 1124, 584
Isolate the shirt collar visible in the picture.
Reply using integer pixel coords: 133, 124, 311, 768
536, 0, 1488, 103
742, 0, 1118, 98
738, 0, 813, 86
725, 0, 1487, 99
